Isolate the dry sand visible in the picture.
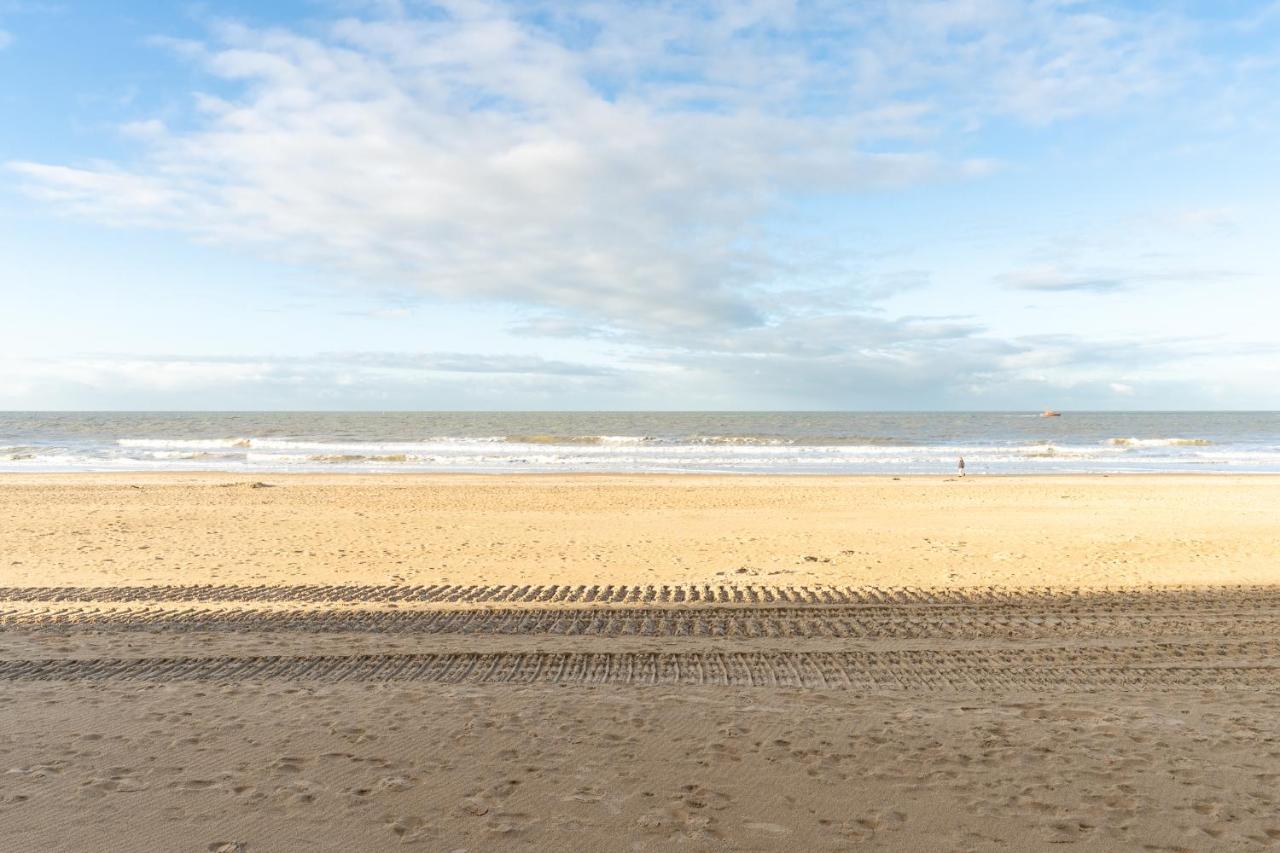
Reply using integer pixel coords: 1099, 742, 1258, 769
3, 472, 1278, 589
2, 473, 1280, 851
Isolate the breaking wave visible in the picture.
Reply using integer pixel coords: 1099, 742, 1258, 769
308, 454, 410, 464
1106, 437, 1213, 447
503, 434, 651, 445
118, 438, 252, 449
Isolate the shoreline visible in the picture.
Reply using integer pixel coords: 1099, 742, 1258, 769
3, 470, 1280, 482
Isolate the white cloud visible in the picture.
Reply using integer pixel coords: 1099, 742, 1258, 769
998, 263, 1246, 294
7, 1, 1196, 336
843, 1, 1189, 125
9, 162, 182, 222
7, 2, 1271, 409
0, 29, 12, 50
999, 266, 1127, 293
0, 351, 630, 408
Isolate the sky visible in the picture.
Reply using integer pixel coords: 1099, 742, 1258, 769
1, 0, 1278, 411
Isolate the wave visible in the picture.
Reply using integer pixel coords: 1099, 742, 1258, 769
146, 450, 221, 460
5, 446, 1278, 473
704, 435, 915, 447
116, 434, 926, 451
1, 428, 1268, 473
247, 437, 502, 452
118, 438, 252, 449
1106, 437, 1213, 448
502, 434, 651, 445
110, 434, 1222, 454
1018, 444, 1119, 459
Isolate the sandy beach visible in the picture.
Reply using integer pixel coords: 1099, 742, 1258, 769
3, 473, 1280, 851
4, 473, 1278, 589
10, 0, 1279, 848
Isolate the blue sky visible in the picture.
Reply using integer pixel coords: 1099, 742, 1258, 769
2, 0, 1278, 410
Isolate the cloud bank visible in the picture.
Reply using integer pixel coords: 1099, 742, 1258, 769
4, 330, 1275, 410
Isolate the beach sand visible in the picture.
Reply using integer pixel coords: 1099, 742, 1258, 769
3, 474, 1280, 851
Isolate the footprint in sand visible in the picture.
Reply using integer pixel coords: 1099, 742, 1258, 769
838, 810, 907, 841
376, 774, 416, 793
80, 774, 148, 797
485, 812, 536, 834
385, 814, 433, 842
269, 756, 307, 774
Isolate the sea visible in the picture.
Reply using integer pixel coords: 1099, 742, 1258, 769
1, 411, 1277, 475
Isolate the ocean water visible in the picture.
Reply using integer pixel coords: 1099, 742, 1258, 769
1, 411, 1277, 474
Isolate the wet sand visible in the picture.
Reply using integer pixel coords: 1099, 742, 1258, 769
2, 474, 1280, 851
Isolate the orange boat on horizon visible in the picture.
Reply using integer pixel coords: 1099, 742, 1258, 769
1040, 410, 1062, 417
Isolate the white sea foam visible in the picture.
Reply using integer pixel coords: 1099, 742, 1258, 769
118, 437, 252, 449
5, 445, 1277, 473
1105, 437, 1213, 447
146, 450, 222, 460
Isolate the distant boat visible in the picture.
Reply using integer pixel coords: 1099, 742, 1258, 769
1040, 410, 1062, 417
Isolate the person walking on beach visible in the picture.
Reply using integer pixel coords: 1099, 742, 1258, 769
958, 456, 966, 477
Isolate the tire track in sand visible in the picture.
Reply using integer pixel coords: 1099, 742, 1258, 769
5, 605, 1280, 641
3, 583, 1278, 609
1, 650, 1276, 690
6, 585, 1276, 691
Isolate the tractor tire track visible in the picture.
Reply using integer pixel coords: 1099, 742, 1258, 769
3, 583, 1278, 610
5, 604, 1280, 641
1, 650, 1275, 690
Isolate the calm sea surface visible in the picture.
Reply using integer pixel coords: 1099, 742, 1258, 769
1, 411, 1277, 474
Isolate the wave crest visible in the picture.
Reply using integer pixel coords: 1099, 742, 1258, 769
119, 438, 252, 449
1106, 437, 1213, 448
308, 454, 410, 464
